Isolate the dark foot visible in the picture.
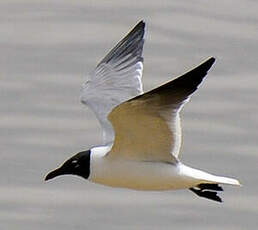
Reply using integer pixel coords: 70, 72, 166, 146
189, 183, 223, 203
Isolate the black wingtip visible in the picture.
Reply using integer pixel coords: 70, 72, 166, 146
207, 56, 216, 65
207, 56, 216, 63
132, 20, 145, 35
136, 20, 145, 27
198, 57, 216, 72
96, 20, 145, 67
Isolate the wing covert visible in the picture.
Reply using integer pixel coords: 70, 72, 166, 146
107, 58, 216, 162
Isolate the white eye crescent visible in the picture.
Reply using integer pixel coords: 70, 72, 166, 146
72, 160, 80, 168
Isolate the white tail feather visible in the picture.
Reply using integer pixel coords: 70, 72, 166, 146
208, 175, 241, 186
180, 164, 241, 186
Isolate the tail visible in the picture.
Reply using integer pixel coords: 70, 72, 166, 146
208, 175, 241, 186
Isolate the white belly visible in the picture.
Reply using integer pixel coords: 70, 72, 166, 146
88, 147, 240, 190
89, 155, 200, 191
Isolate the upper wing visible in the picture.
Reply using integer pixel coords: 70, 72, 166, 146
107, 58, 216, 163
81, 21, 145, 145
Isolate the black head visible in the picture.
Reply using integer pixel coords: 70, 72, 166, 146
45, 150, 91, 181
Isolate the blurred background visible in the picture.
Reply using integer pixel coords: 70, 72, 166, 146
0, 0, 257, 229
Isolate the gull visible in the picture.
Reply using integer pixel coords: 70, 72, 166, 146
45, 21, 240, 202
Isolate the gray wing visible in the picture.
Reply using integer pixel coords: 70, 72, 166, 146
81, 21, 145, 144
107, 58, 215, 163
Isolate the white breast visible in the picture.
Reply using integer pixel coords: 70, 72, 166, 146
89, 147, 200, 191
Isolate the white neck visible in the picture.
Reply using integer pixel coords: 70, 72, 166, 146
90, 145, 112, 158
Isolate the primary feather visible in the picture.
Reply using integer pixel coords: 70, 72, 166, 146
81, 21, 145, 144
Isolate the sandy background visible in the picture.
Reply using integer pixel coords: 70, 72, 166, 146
0, 1, 257, 229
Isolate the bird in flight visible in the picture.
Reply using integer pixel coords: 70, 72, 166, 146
45, 21, 240, 202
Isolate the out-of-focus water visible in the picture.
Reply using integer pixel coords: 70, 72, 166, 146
0, 1, 257, 229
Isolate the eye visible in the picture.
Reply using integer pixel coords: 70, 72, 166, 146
71, 160, 80, 169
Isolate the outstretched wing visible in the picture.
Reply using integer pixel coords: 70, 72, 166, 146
81, 21, 145, 144
107, 58, 216, 163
